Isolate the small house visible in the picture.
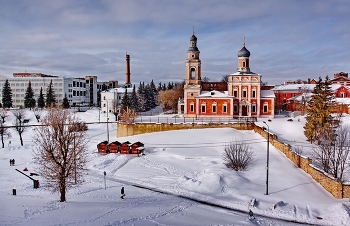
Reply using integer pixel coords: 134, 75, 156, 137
97, 141, 109, 153
120, 141, 131, 154
108, 141, 121, 153
131, 142, 144, 155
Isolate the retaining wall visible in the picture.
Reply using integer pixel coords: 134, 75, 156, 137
117, 122, 254, 138
254, 124, 349, 199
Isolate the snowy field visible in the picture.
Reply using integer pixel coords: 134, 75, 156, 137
1, 108, 350, 226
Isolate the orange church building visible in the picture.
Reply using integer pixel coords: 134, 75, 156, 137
180, 32, 274, 118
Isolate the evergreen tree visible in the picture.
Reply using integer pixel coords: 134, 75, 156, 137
120, 88, 130, 112
144, 84, 153, 111
62, 95, 70, 109
158, 82, 162, 91
37, 87, 45, 109
129, 85, 139, 112
137, 82, 146, 111
24, 81, 36, 109
2, 79, 12, 108
167, 82, 174, 90
45, 80, 56, 107
150, 80, 158, 108
304, 76, 336, 143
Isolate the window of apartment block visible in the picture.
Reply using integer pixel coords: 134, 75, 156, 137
73, 91, 76, 96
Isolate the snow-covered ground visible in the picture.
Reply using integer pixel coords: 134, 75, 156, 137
1, 108, 350, 226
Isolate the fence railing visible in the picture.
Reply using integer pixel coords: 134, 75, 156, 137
133, 116, 257, 124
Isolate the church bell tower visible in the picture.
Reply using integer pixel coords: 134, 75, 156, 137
185, 30, 201, 85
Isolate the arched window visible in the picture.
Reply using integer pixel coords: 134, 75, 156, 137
212, 102, 217, 113
233, 88, 238, 97
190, 102, 194, 112
252, 88, 256, 98
263, 102, 268, 113
222, 102, 228, 113
190, 68, 196, 80
201, 103, 206, 113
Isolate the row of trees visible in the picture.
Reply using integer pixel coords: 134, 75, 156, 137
304, 76, 350, 181
2, 79, 59, 109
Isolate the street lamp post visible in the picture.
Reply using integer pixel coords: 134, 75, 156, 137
263, 121, 270, 195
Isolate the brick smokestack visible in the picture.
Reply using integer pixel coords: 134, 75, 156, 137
125, 54, 131, 87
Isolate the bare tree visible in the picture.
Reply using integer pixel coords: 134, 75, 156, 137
12, 109, 26, 123
13, 119, 26, 146
12, 109, 27, 146
298, 85, 311, 115
157, 86, 183, 113
0, 108, 8, 123
0, 121, 11, 148
119, 107, 137, 124
222, 141, 255, 171
33, 108, 42, 122
312, 121, 350, 181
32, 108, 89, 202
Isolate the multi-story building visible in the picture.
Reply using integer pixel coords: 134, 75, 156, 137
0, 73, 117, 108
63, 77, 89, 107
100, 87, 133, 115
0, 74, 64, 107
181, 32, 274, 118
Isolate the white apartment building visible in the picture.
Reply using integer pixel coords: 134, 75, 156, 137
0, 76, 64, 107
100, 87, 133, 114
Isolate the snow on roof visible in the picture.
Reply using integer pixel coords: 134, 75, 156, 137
288, 93, 313, 102
261, 90, 274, 98
335, 98, 350, 105
272, 83, 345, 92
272, 84, 316, 91
101, 87, 133, 93
230, 71, 260, 76
198, 90, 232, 98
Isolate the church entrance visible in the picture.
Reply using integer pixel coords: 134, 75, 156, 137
242, 106, 248, 116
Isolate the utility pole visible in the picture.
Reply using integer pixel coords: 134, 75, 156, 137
263, 121, 270, 195
103, 171, 106, 190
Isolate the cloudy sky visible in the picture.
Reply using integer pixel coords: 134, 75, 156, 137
1, 0, 350, 86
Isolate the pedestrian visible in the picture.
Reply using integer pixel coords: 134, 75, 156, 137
248, 209, 255, 220
120, 186, 125, 199
9, 159, 12, 166
12, 159, 15, 166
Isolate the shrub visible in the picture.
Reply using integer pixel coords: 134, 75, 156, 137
222, 141, 255, 171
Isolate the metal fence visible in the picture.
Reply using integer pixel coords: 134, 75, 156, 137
133, 116, 257, 124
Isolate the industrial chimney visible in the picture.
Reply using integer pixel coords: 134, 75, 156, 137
125, 54, 131, 88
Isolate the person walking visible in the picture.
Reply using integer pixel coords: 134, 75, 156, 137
248, 209, 255, 220
120, 186, 125, 199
